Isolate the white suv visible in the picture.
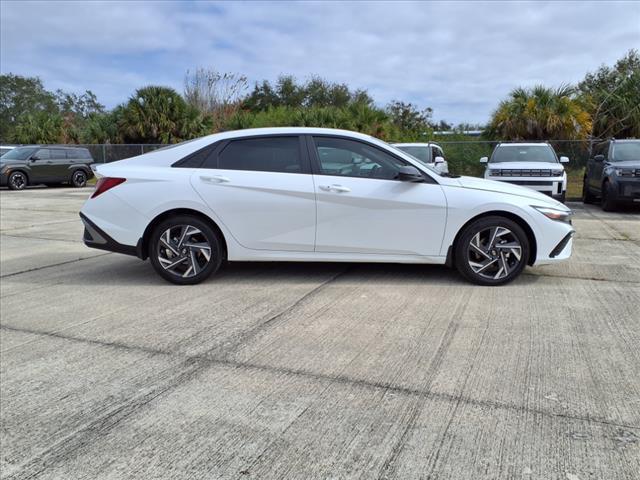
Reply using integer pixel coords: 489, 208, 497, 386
481, 143, 569, 203
392, 142, 449, 173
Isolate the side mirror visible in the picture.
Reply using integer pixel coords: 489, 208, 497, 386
30, 156, 40, 161
594, 154, 604, 162
480, 157, 488, 164
560, 156, 569, 163
433, 156, 445, 164
397, 166, 424, 182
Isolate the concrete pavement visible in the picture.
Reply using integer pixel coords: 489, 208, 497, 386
1, 187, 639, 479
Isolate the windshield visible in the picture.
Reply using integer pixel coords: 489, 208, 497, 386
387, 144, 440, 175
490, 145, 558, 164
0, 147, 37, 161
396, 146, 429, 164
612, 142, 640, 162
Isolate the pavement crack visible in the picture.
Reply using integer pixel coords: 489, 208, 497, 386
0, 253, 111, 279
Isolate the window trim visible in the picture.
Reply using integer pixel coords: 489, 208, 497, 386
172, 140, 224, 168
213, 134, 310, 174
305, 134, 437, 184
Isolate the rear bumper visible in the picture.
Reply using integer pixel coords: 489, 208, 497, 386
80, 212, 142, 258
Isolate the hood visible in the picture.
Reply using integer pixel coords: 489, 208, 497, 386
487, 161, 563, 170
608, 160, 640, 168
455, 175, 565, 207
0, 159, 22, 166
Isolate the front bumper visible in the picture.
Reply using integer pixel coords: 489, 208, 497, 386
488, 177, 565, 198
612, 177, 640, 203
0, 172, 8, 187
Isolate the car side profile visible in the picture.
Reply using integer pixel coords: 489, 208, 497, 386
80, 128, 574, 286
582, 139, 640, 211
392, 142, 449, 173
0, 146, 94, 190
481, 143, 569, 203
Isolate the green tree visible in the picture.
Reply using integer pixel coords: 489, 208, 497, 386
579, 49, 640, 139
0, 74, 57, 141
12, 111, 64, 144
119, 86, 211, 143
386, 100, 433, 140
485, 85, 591, 140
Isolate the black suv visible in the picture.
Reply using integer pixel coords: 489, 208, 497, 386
0, 146, 94, 190
583, 139, 640, 210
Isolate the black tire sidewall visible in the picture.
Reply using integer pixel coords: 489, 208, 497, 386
8, 172, 27, 190
454, 216, 530, 286
149, 215, 222, 285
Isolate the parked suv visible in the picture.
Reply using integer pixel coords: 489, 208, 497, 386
582, 139, 640, 211
481, 143, 568, 202
392, 142, 449, 173
0, 146, 94, 190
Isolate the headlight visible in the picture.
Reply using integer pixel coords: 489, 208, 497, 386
614, 168, 635, 177
489, 169, 501, 176
532, 206, 573, 223
551, 169, 563, 176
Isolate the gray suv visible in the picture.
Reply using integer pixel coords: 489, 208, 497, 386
0, 146, 94, 190
582, 139, 640, 210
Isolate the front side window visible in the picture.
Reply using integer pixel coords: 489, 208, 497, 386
397, 146, 429, 164
218, 137, 301, 173
612, 142, 640, 162
33, 149, 50, 160
313, 137, 407, 180
490, 145, 557, 163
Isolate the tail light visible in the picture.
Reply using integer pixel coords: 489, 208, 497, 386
91, 177, 126, 198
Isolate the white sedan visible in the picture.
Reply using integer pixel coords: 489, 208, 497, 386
80, 127, 574, 286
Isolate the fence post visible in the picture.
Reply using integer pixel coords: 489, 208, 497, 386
102, 144, 106, 163
141, 145, 144, 155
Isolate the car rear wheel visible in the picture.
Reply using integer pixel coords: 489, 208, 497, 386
601, 181, 617, 212
454, 216, 530, 286
71, 170, 87, 188
582, 177, 596, 204
7, 171, 27, 190
149, 215, 223, 285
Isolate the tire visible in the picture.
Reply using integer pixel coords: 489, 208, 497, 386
71, 170, 88, 188
149, 215, 223, 285
582, 177, 596, 204
7, 171, 27, 190
601, 180, 617, 212
558, 191, 566, 204
454, 216, 530, 286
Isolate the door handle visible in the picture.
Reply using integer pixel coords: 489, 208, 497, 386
200, 175, 230, 184
319, 184, 351, 193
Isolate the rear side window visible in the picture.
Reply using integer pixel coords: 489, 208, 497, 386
66, 148, 92, 160
218, 137, 302, 173
49, 148, 67, 159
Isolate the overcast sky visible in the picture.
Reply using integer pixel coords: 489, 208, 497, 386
1, 1, 639, 124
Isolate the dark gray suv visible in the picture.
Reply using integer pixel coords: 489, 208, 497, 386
0, 146, 94, 190
583, 139, 640, 210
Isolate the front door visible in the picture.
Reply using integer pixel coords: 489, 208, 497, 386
190, 135, 317, 252
309, 136, 447, 256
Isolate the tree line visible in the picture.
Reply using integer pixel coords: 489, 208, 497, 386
0, 50, 637, 145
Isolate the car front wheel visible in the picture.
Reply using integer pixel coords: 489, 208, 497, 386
149, 215, 223, 285
7, 171, 28, 190
454, 216, 530, 286
601, 180, 617, 212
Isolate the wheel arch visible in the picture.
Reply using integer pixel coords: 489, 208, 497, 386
447, 210, 537, 267
7, 168, 30, 182
139, 208, 228, 261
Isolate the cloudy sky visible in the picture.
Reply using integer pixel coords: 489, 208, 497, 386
1, 1, 639, 124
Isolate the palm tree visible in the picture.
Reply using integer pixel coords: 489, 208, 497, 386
486, 85, 591, 140
119, 86, 210, 144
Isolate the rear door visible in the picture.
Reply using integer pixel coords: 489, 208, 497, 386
190, 135, 317, 252
49, 148, 70, 179
309, 135, 447, 256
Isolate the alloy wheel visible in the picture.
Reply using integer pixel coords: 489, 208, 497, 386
9, 173, 26, 190
467, 226, 523, 280
73, 171, 87, 187
156, 225, 213, 278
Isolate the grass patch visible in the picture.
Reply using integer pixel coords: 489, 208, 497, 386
566, 168, 584, 199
